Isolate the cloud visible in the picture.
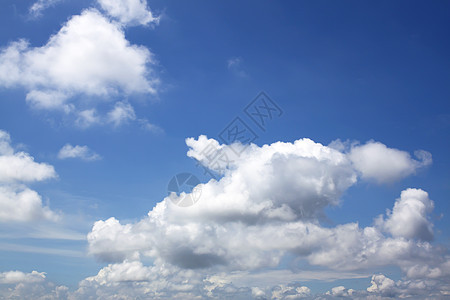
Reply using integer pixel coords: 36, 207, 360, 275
138, 118, 164, 133
58, 144, 101, 161
107, 101, 136, 127
1, 267, 449, 299
0, 270, 45, 284
270, 285, 311, 299
326, 285, 355, 297
0, 9, 158, 127
0, 130, 58, 223
81, 135, 450, 298
0, 186, 58, 222
0, 135, 438, 298
0, 131, 55, 183
97, 0, 159, 26
82, 135, 450, 298
348, 141, 432, 183
29, 0, 63, 17
377, 188, 434, 241
227, 56, 248, 78
0, 270, 68, 300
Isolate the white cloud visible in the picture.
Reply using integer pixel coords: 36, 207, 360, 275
348, 141, 432, 183
377, 188, 434, 241
80, 135, 450, 298
0, 186, 58, 222
138, 118, 164, 133
58, 144, 101, 161
97, 0, 159, 26
0, 130, 58, 223
10, 135, 446, 297
0, 153, 56, 183
326, 285, 354, 297
0, 270, 45, 284
1, 267, 448, 299
107, 101, 136, 127
0, 270, 68, 300
366, 274, 396, 295
75, 109, 101, 128
271, 285, 311, 299
29, 0, 63, 17
0, 9, 158, 127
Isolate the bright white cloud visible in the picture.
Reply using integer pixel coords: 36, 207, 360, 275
0, 153, 56, 183
0, 135, 435, 297
348, 141, 432, 183
0, 186, 58, 222
97, 0, 159, 26
0, 9, 158, 127
0, 130, 58, 223
378, 188, 434, 241
82, 135, 450, 298
58, 144, 101, 161
81, 135, 450, 298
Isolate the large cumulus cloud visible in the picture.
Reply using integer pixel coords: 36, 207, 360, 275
80, 136, 449, 298
0, 135, 447, 298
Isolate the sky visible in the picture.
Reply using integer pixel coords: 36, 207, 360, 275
0, 0, 449, 299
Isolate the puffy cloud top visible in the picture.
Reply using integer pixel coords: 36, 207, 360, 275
97, 0, 159, 26
0, 130, 58, 222
348, 141, 432, 183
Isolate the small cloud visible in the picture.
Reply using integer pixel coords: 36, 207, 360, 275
76, 109, 101, 128
97, 0, 159, 26
227, 56, 248, 78
138, 119, 164, 134
29, 0, 63, 17
58, 144, 101, 161
107, 101, 136, 127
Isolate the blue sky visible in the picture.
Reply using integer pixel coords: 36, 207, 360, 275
0, 0, 449, 298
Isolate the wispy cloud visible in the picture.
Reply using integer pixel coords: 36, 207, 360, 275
227, 56, 248, 78
29, 0, 63, 17
58, 144, 101, 161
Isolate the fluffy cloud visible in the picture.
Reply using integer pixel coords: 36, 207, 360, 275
0, 270, 45, 284
97, 0, 159, 26
0, 8, 158, 127
0, 186, 58, 222
377, 188, 434, 241
0, 134, 434, 297
271, 285, 311, 299
82, 135, 449, 298
0, 130, 58, 222
0, 270, 68, 300
1, 268, 448, 299
58, 144, 101, 161
326, 285, 355, 297
348, 141, 432, 183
